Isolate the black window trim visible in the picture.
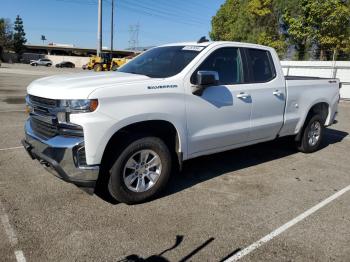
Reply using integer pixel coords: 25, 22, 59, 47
242, 48, 277, 84
190, 46, 245, 86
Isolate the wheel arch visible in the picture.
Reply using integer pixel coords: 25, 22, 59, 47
296, 101, 330, 141
100, 119, 185, 171
305, 101, 330, 124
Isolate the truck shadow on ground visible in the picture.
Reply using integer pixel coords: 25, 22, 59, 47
95, 128, 348, 204
164, 128, 348, 197
116, 235, 215, 262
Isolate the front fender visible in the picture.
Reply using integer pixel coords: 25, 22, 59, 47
71, 112, 187, 165
104, 113, 187, 157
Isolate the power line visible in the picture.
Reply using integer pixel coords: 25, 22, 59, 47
150, 0, 216, 16
55, 0, 97, 5
55, 0, 209, 28
120, 1, 208, 24
117, 3, 207, 28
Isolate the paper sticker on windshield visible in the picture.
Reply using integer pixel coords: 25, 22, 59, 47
182, 46, 204, 51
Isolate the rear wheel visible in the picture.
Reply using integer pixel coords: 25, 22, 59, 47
94, 64, 103, 72
47, 63, 52, 67
297, 114, 324, 153
108, 136, 172, 204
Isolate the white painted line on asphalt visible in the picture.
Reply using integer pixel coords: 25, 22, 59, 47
0, 214, 18, 245
0, 201, 18, 246
0, 146, 22, 152
224, 184, 350, 262
14, 250, 27, 262
0, 201, 27, 262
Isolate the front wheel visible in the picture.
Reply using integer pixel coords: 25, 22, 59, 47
297, 114, 324, 153
111, 64, 118, 71
108, 136, 172, 204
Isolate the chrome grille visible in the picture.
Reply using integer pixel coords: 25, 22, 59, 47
30, 117, 58, 138
29, 95, 57, 108
27, 95, 83, 139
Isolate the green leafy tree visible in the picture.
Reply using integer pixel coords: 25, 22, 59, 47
0, 18, 13, 56
13, 15, 26, 54
210, 0, 289, 56
284, 0, 350, 60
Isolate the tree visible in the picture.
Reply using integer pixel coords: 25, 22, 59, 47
284, 0, 350, 60
211, 0, 350, 60
0, 18, 13, 56
13, 15, 26, 54
283, 2, 311, 60
210, 0, 290, 56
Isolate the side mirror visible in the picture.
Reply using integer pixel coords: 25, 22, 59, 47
193, 71, 219, 95
197, 71, 219, 86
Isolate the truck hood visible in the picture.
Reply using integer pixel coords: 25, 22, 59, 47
27, 71, 150, 99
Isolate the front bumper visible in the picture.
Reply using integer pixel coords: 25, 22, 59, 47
22, 120, 99, 188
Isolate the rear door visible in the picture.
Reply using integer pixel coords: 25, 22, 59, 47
242, 48, 286, 141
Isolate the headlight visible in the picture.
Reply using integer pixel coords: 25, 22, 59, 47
57, 99, 98, 124
67, 99, 99, 112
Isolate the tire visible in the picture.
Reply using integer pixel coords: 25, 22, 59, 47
111, 64, 118, 71
94, 64, 103, 72
47, 63, 52, 67
297, 114, 324, 153
108, 136, 172, 204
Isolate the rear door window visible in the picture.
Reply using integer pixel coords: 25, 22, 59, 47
244, 49, 276, 83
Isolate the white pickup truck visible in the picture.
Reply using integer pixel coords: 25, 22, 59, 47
22, 41, 340, 204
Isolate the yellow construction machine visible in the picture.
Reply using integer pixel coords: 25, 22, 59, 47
82, 53, 129, 72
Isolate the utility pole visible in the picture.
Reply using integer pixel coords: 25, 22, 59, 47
111, 0, 114, 54
97, 0, 102, 57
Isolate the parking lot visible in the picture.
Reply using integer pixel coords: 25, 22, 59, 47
0, 63, 349, 262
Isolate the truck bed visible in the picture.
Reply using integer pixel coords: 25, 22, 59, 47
285, 75, 335, 81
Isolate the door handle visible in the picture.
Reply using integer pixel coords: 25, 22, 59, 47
273, 90, 283, 96
236, 92, 251, 99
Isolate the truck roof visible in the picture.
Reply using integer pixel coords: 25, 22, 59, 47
160, 41, 273, 51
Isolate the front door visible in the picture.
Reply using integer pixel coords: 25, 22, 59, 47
185, 47, 252, 156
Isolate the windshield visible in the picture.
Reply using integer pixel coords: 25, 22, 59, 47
118, 46, 204, 78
